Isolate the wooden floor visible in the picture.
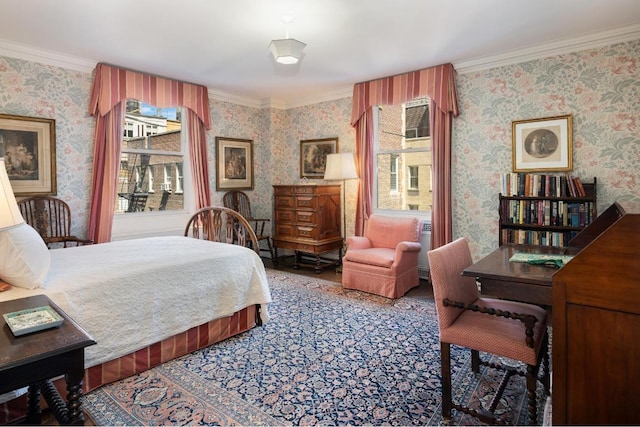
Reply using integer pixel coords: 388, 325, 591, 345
41, 254, 433, 426
263, 254, 435, 302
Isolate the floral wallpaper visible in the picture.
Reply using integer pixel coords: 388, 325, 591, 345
208, 99, 272, 218
0, 38, 638, 258
453, 39, 640, 258
0, 56, 95, 237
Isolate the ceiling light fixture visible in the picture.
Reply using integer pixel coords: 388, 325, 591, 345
269, 15, 306, 65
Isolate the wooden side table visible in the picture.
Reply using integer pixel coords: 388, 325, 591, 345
0, 294, 96, 425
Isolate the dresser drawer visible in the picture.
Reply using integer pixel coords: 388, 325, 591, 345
275, 209, 295, 223
294, 185, 318, 195
295, 196, 318, 210
273, 186, 294, 195
275, 196, 294, 209
296, 226, 318, 240
296, 210, 317, 224
275, 223, 296, 238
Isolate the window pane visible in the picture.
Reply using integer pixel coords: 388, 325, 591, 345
409, 165, 419, 190
117, 100, 183, 213
405, 103, 430, 138
376, 152, 431, 211
375, 98, 432, 213
117, 153, 184, 212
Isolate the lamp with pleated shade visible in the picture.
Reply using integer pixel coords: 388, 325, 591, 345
323, 152, 358, 238
0, 158, 25, 229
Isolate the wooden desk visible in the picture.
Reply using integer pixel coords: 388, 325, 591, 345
462, 244, 576, 306
0, 295, 96, 425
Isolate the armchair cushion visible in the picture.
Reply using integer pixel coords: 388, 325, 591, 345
343, 248, 395, 268
342, 215, 422, 299
441, 296, 547, 365
365, 215, 421, 249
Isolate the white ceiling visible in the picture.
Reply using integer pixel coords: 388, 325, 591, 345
1, 0, 640, 107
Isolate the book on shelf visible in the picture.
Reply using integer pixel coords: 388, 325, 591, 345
501, 173, 589, 198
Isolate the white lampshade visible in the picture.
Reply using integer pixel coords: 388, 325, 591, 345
0, 158, 25, 228
324, 153, 358, 181
269, 38, 306, 64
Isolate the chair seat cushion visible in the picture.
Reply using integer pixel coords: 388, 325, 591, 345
440, 297, 548, 365
343, 248, 395, 268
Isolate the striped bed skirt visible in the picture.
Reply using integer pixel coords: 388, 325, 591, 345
1, 304, 257, 424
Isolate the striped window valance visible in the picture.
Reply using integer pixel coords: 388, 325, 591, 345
351, 63, 459, 126
89, 63, 211, 129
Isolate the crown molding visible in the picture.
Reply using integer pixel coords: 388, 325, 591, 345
2, 24, 639, 107
279, 85, 353, 109
0, 39, 97, 72
206, 88, 264, 108
454, 23, 640, 74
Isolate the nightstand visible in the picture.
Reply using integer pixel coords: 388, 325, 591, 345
0, 295, 96, 425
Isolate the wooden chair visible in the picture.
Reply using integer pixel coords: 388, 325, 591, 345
17, 196, 93, 248
222, 191, 275, 262
427, 237, 550, 425
184, 206, 259, 255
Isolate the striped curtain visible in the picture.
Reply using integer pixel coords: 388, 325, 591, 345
350, 63, 459, 249
88, 63, 212, 243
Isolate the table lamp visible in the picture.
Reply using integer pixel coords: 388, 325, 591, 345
323, 152, 358, 238
0, 158, 25, 229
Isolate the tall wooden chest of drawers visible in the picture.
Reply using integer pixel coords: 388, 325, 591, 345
272, 184, 343, 272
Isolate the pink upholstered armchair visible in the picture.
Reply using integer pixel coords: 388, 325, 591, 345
341, 215, 422, 298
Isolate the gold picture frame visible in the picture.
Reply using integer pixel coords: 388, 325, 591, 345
0, 114, 56, 196
215, 137, 253, 191
512, 115, 572, 172
300, 137, 339, 178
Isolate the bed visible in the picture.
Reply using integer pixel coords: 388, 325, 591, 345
0, 206, 272, 423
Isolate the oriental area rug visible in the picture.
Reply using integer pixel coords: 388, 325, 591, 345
82, 269, 545, 426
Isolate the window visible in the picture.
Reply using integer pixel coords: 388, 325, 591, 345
390, 154, 398, 192
116, 100, 185, 214
408, 166, 419, 190
147, 166, 154, 192
123, 122, 133, 138
374, 97, 432, 214
175, 163, 184, 194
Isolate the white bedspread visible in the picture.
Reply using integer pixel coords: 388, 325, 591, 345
0, 236, 272, 368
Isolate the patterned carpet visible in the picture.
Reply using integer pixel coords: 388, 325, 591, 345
83, 269, 544, 426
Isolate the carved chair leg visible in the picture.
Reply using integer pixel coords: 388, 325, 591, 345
471, 349, 480, 373
440, 341, 453, 421
526, 364, 538, 425
542, 332, 551, 396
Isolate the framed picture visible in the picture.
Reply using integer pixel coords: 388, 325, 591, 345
0, 114, 56, 196
512, 115, 572, 172
300, 137, 339, 178
215, 137, 253, 191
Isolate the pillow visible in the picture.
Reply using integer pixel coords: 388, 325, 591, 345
0, 223, 50, 289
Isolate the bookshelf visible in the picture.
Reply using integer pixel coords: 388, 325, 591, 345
499, 174, 597, 247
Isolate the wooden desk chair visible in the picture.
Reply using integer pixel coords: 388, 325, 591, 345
222, 190, 275, 263
17, 196, 93, 248
428, 237, 550, 425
